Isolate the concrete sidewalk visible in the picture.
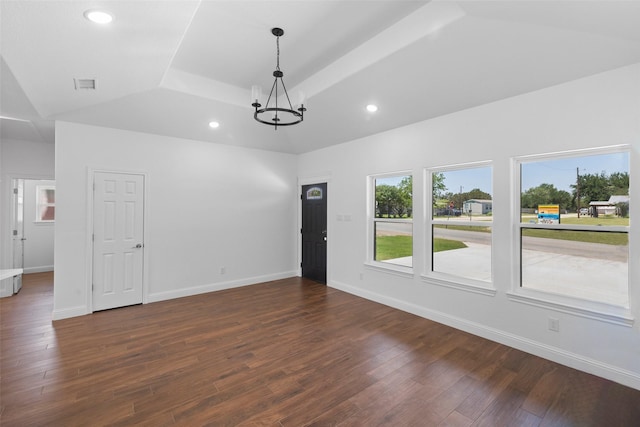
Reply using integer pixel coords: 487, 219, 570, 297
385, 242, 628, 306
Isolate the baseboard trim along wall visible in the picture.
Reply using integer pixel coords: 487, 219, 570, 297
146, 271, 298, 304
52, 270, 298, 321
329, 279, 640, 392
23, 265, 54, 274
52, 305, 89, 321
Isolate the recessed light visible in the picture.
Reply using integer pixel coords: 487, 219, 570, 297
209, 121, 220, 129
84, 10, 113, 24
366, 104, 378, 113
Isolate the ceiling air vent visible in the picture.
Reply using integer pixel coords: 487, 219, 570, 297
74, 78, 96, 90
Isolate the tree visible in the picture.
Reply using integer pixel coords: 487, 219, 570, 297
521, 183, 571, 210
432, 172, 446, 203
442, 188, 492, 211
466, 188, 491, 200
608, 172, 629, 196
398, 176, 413, 217
572, 171, 628, 206
617, 202, 629, 218
375, 184, 399, 217
573, 172, 611, 205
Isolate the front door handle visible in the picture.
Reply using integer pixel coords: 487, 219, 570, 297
133, 243, 143, 249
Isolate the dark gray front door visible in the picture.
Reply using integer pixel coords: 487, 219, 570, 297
301, 183, 327, 283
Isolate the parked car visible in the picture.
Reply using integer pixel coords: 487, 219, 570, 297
434, 208, 461, 216
579, 208, 589, 215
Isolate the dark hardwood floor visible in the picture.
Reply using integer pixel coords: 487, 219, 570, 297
1, 272, 639, 426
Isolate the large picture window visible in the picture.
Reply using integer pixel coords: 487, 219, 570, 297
370, 174, 413, 269
516, 147, 629, 308
428, 163, 493, 289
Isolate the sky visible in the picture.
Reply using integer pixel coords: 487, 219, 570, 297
439, 167, 492, 195
376, 151, 628, 196
520, 152, 628, 193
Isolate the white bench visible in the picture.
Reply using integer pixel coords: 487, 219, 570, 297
0, 269, 23, 297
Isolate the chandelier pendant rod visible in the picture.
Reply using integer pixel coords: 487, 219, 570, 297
274, 32, 280, 129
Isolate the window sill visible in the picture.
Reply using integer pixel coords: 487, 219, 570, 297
507, 289, 634, 327
421, 273, 497, 297
364, 262, 414, 279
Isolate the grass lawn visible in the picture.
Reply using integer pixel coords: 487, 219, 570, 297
521, 215, 628, 245
561, 216, 629, 226
376, 235, 466, 261
434, 238, 467, 252
522, 229, 628, 245
521, 215, 629, 226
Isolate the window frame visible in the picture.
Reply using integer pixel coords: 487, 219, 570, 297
365, 171, 414, 277
509, 145, 633, 326
35, 184, 55, 223
422, 161, 496, 296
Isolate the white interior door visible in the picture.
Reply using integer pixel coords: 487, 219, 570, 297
11, 179, 25, 294
11, 179, 25, 270
93, 172, 144, 311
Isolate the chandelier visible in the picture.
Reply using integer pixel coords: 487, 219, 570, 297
251, 28, 306, 129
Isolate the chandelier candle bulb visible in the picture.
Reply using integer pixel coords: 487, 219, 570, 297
251, 85, 262, 106
297, 91, 306, 106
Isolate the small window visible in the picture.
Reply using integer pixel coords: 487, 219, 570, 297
517, 148, 629, 307
370, 174, 413, 269
36, 185, 55, 222
429, 164, 493, 286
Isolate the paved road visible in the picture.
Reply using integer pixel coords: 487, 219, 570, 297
433, 228, 626, 262
378, 224, 627, 262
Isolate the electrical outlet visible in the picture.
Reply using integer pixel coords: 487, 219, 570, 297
548, 317, 560, 332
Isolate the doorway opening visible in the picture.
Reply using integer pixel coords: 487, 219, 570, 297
6, 178, 55, 296
11, 178, 55, 273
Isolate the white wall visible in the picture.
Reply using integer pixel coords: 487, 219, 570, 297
0, 139, 55, 270
23, 179, 55, 273
298, 64, 640, 390
54, 123, 298, 319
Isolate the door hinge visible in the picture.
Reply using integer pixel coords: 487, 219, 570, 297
13, 188, 18, 194
92, 234, 94, 242
300, 262, 303, 268
300, 194, 303, 200
13, 229, 18, 236
300, 228, 303, 234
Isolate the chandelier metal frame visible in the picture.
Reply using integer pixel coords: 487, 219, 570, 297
251, 28, 306, 129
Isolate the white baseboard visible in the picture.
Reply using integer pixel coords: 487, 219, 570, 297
329, 279, 640, 392
147, 270, 298, 304
51, 271, 297, 320
52, 305, 89, 321
23, 265, 54, 274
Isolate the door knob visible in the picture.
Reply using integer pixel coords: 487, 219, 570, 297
133, 243, 143, 248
